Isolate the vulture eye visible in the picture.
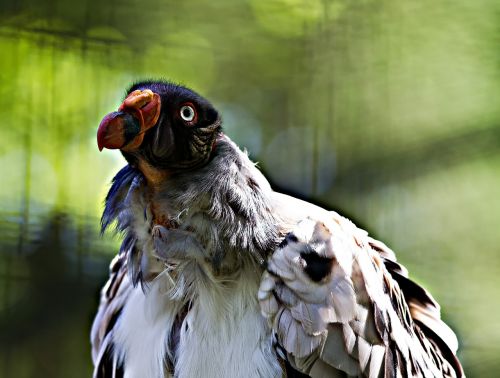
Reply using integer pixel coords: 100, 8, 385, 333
180, 104, 197, 123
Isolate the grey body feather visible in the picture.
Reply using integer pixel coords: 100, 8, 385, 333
92, 135, 463, 378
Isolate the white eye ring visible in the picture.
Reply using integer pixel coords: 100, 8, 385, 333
180, 105, 196, 122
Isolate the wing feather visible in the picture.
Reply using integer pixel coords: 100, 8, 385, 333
259, 212, 463, 378
91, 252, 132, 378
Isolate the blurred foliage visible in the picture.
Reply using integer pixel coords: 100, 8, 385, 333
0, 0, 499, 376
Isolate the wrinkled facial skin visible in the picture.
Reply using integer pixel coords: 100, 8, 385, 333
97, 89, 161, 152
97, 80, 221, 171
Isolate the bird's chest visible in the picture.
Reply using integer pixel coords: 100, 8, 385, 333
114, 204, 282, 377
173, 273, 282, 378
114, 260, 282, 378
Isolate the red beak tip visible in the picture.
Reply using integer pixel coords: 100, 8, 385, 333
97, 131, 105, 151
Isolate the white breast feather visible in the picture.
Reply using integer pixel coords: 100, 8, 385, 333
114, 259, 281, 378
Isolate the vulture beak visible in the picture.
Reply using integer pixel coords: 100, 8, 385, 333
97, 89, 161, 151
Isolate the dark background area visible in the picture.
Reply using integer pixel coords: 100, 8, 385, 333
0, 0, 499, 376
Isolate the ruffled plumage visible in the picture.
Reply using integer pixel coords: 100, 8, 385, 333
258, 215, 463, 378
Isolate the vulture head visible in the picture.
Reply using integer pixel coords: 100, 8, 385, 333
97, 81, 222, 180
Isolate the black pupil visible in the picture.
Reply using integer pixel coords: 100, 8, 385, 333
183, 107, 192, 118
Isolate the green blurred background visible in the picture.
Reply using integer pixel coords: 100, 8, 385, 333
0, 0, 499, 376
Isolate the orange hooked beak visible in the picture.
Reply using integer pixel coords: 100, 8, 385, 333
97, 89, 161, 151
